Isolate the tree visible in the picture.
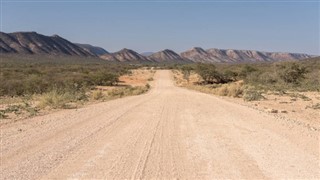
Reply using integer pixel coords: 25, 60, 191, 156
195, 63, 230, 84
278, 63, 307, 84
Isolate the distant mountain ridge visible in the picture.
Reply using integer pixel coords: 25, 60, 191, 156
181, 47, 313, 63
99, 48, 152, 62
0, 31, 315, 63
0, 31, 94, 57
148, 49, 186, 62
75, 43, 109, 56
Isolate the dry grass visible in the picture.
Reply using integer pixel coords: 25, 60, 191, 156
1, 68, 155, 121
173, 70, 244, 98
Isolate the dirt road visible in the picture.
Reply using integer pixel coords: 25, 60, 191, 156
1, 70, 319, 179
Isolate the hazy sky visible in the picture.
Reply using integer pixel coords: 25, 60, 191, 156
1, 0, 319, 55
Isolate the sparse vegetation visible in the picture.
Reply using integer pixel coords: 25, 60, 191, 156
0, 55, 154, 120
173, 57, 320, 101
107, 85, 150, 98
306, 103, 320, 110
195, 64, 233, 84
242, 88, 265, 101
180, 65, 193, 82
0, 102, 39, 119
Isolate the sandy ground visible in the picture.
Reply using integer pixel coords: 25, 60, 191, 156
227, 92, 320, 130
0, 70, 319, 179
96, 69, 155, 91
174, 70, 320, 130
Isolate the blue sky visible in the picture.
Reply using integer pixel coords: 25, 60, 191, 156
1, 0, 319, 55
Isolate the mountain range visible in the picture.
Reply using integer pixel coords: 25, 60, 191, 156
75, 43, 108, 56
99, 48, 152, 62
148, 49, 186, 62
0, 32, 94, 57
0, 31, 315, 63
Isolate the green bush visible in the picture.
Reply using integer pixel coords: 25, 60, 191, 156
239, 65, 257, 78
195, 64, 232, 84
277, 63, 307, 84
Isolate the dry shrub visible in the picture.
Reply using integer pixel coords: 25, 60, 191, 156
92, 90, 104, 100
38, 89, 87, 109
213, 81, 244, 97
243, 87, 265, 101
107, 85, 150, 98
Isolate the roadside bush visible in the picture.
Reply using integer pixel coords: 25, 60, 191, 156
180, 65, 194, 82
277, 63, 307, 84
239, 65, 257, 78
92, 90, 104, 100
38, 89, 87, 109
0, 111, 7, 119
213, 82, 243, 97
196, 64, 232, 84
0, 102, 39, 118
90, 72, 119, 86
243, 88, 265, 101
223, 70, 238, 81
108, 86, 149, 98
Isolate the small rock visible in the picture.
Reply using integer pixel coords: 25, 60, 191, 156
311, 127, 317, 131
280, 110, 288, 113
267, 109, 278, 113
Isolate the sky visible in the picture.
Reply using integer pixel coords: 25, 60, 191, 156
1, 0, 319, 55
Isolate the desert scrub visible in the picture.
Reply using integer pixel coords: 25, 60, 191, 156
0, 57, 136, 97
306, 103, 320, 110
242, 88, 265, 101
288, 93, 312, 101
38, 89, 87, 109
0, 110, 7, 119
92, 90, 105, 100
174, 57, 320, 92
0, 102, 39, 119
108, 85, 150, 98
211, 82, 244, 97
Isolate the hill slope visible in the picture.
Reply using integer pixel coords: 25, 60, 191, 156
148, 49, 186, 62
181, 47, 313, 62
75, 43, 109, 56
0, 32, 94, 57
100, 48, 152, 62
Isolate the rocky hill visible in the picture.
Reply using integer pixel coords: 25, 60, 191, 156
75, 43, 108, 56
148, 49, 186, 62
0, 31, 94, 57
1, 31, 314, 63
181, 47, 313, 63
100, 48, 152, 62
